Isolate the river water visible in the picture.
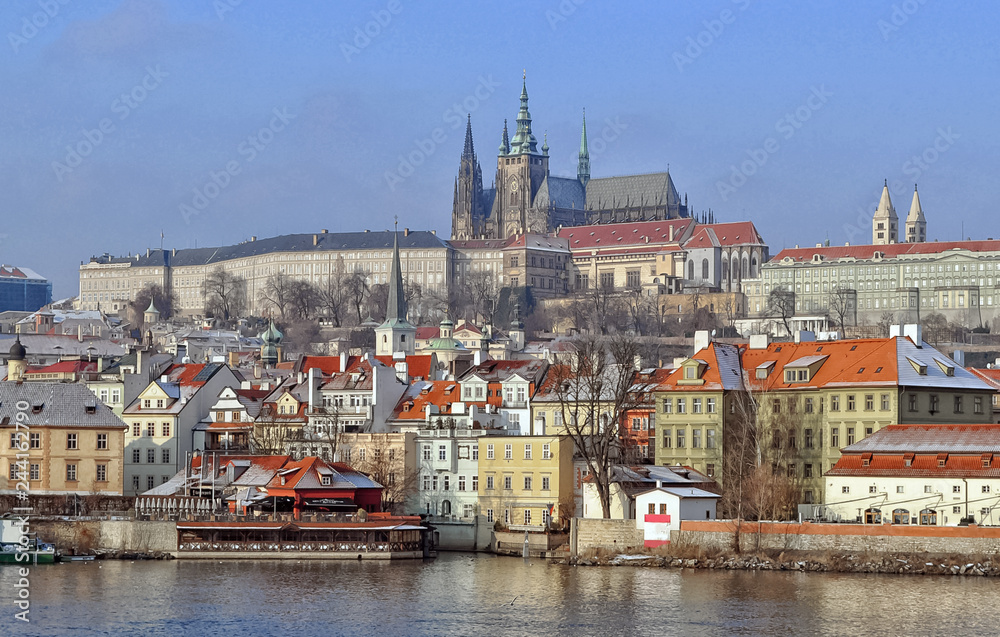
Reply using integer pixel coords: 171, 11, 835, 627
1, 553, 996, 636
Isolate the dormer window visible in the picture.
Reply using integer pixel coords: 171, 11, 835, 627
756, 361, 775, 380
684, 367, 696, 380
321, 475, 331, 486
907, 358, 928, 375
934, 359, 955, 376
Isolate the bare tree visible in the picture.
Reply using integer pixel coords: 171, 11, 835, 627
203, 267, 247, 321
258, 272, 294, 319
365, 283, 389, 322
250, 405, 299, 455
875, 311, 895, 338
344, 272, 369, 324
131, 284, 178, 329
551, 334, 642, 518
318, 257, 348, 327
828, 287, 855, 334
288, 279, 320, 321
348, 434, 419, 514
766, 288, 795, 337
921, 312, 949, 345
466, 270, 499, 325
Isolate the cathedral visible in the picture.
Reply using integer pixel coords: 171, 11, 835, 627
451, 77, 689, 240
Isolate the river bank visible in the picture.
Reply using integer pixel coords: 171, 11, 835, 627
568, 548, 1000, 576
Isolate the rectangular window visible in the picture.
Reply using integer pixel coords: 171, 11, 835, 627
805, 428, 814, 449
438, 445, 447, 461
542, 476, 550, 490
29, 433, 39, 449
66, 433, 77, 450
504, 444, 512, 460
472, 475, 478, 491
847, 395, 856, 411
804, 463, 813, 478
487, 444, 494, 460
663, 430, 672, 448
975, 396, 984, 414
542, 444, 551, 459
458, 476, 466, 491
132, 475, 139, 490
930, 395, 939, 412
66, 464, 77, 481
869, 485, 878, 494
954, 396, 964, 413
847, 427, 855, 445
132, 449, 140, 463
487, 509, 494, 523
772, 398, 781, 414
897, 485, 904, 494
97, 433, 108, 450
147, 476, 154, 490
503, 475, 512, 490
162, 423, 171, 437
146, 423, 155, 436
924, 485, 932, 494
662, 398, 672, 414
30, 463, 40, 481
524, 509, 532, 525
676, 399, 686, 414
831, 396, 840, 411
706, 429, 716, 449
486, 475, 494, 490
706, 464, 715, 477
984, 485, 991, 494
524, 444, 532, 460
524, 476, 532, 490
865, 394, 874, 411
472, 446, 479, 460
692, 429, 701, 449
96, 464, 107, 482
162, 449, 170, 464
422, 445, 431, 461
443, 476, 450, 491
881, 394, 890, 411
693, 398, 702, 414
805, 398, 814, 414
676, 429, 686, 448
432, 475, 438, 490
132, 423, 140, 437
953, 485, 962, 493
707, 398, 716, 413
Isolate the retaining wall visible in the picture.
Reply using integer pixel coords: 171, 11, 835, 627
30, 519, 177, 554
674, 520, 1000, 555
574, 518, 645, 555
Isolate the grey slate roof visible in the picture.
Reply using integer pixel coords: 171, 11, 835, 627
0, 382, 127, 429
534, 176, 586, 210
895, 339, 992, 390
89, 230, 449, 268
843, 424, 1000, 454
585, 172, 680, 209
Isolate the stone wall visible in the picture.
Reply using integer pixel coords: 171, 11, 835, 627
574, 518, 645, 555
31, 519, 176, 554
674, 520, 1000, 555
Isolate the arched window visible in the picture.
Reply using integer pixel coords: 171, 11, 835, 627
687, 259, 694, 280
864, 508, 882, 524
919, 508, 937, 525
721, 258, 729, 281
442, 500, 452, 516
751, 255, 759, 278
892, 508, 910, 524
742, 255, 749, 278
701, 259, 709, 280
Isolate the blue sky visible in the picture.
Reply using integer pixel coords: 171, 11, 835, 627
2, 0, 998, 298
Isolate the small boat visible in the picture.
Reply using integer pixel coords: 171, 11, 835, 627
59, 555, 96, 562
0, 519, 58, 564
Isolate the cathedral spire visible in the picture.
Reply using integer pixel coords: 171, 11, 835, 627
385, 220, 407, 323
462, 114, 475, 159
872, 179, 898, 245
905, 183, 927, 243
509, 72, 538, 154
578, 108, 590, 187
499, 119, 510, 156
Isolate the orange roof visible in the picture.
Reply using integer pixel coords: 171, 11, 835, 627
297, 356, 343, 375
558, 219, 692, 252
374, 354, 433, 380
392, 380, 464, 420
168, 363, 210, 386
740, 338, 899, 390
23, 360, 97, 375
773, 239, 1000, 263
683, 221, 765, 248
968, 368, 1000, 390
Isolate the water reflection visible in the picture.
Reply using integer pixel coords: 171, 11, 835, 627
1, 554, 996, 636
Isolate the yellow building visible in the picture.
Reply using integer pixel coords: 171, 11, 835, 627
477, 434, 574, 529
0, 383, 128, 496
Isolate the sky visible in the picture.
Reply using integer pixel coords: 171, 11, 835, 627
2, 0, 999, 299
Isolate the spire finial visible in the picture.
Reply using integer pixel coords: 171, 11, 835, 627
884, 178, 888, 187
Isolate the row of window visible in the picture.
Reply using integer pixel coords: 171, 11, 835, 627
131, 423, 172, 437
483, 474, 551, 491
9, 432, 108, 450
484, 443, 552, 460
661, 428, 717, 450
9, 461, 107, 482
422, 444, 480, 461
661, 397, 717, 415
132, 475, 171, 491
419, 474, 479, 491
485, 508, 550, 527
844, 483, 992, 495
130, 448, 170, 464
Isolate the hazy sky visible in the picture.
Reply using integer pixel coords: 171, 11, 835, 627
3, 0, 998, 298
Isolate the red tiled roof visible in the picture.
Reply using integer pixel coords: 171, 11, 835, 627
683, 221, 765, 249
415, 327, 439, 340
557, 219, 693, 251
374, 354, 433, 380
168, 364, 210, 386
740, 338, 899, 389
772, 239, 1000, 263
297, 356, 343, 375
504, 234, 569, 251
830, 451, 1000, 478
392, 380, 464, 420
968, 368, 1000, 390
23, 360, 97, 375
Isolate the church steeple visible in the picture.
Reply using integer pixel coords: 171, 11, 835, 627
578, 109, 590, 187
462, 114, 475, 159
905, 184, 927, 243
375, 221, 416, 357
872, 179, 898, 245
499, 119, 510, 156
509, 72, 538, 155
452, 116, 485, 240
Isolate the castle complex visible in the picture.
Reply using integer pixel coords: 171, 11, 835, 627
451, 77, 689, 240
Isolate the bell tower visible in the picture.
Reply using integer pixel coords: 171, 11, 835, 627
493, 73, 548, 238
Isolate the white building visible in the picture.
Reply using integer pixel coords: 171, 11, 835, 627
634, 485, 720, 548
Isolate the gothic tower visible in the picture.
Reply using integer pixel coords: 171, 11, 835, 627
578, 110, 590, 187
872, 180, 898, 245
451, 115, 485, 240
491, 74, 549, 238
904, 184, 927, 243
375, 225, 416, 357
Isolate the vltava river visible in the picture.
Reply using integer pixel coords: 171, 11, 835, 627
1, 553, 996, 635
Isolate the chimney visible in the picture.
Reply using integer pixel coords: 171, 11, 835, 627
251, 236, 257, 242
656, 480, 662, 489
321, 229, 328, 234
340, 351, 348, 373
749, 334, 769, 349
313, 234, 319, 246
903, 324, 923, 346
308, 367, 318, 410
953, 350, 966, 367
172, 248, 176, 256
297, 371, 304, 384
693, 330, 710, 354
78, 325, 84, 342
669, 226, 674, 241
404, 227, 410, 237
147, 248, 150, 257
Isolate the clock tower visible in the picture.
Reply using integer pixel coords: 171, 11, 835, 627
492, 74, 548, 238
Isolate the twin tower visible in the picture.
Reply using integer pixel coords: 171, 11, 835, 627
872, 181, 927, 245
